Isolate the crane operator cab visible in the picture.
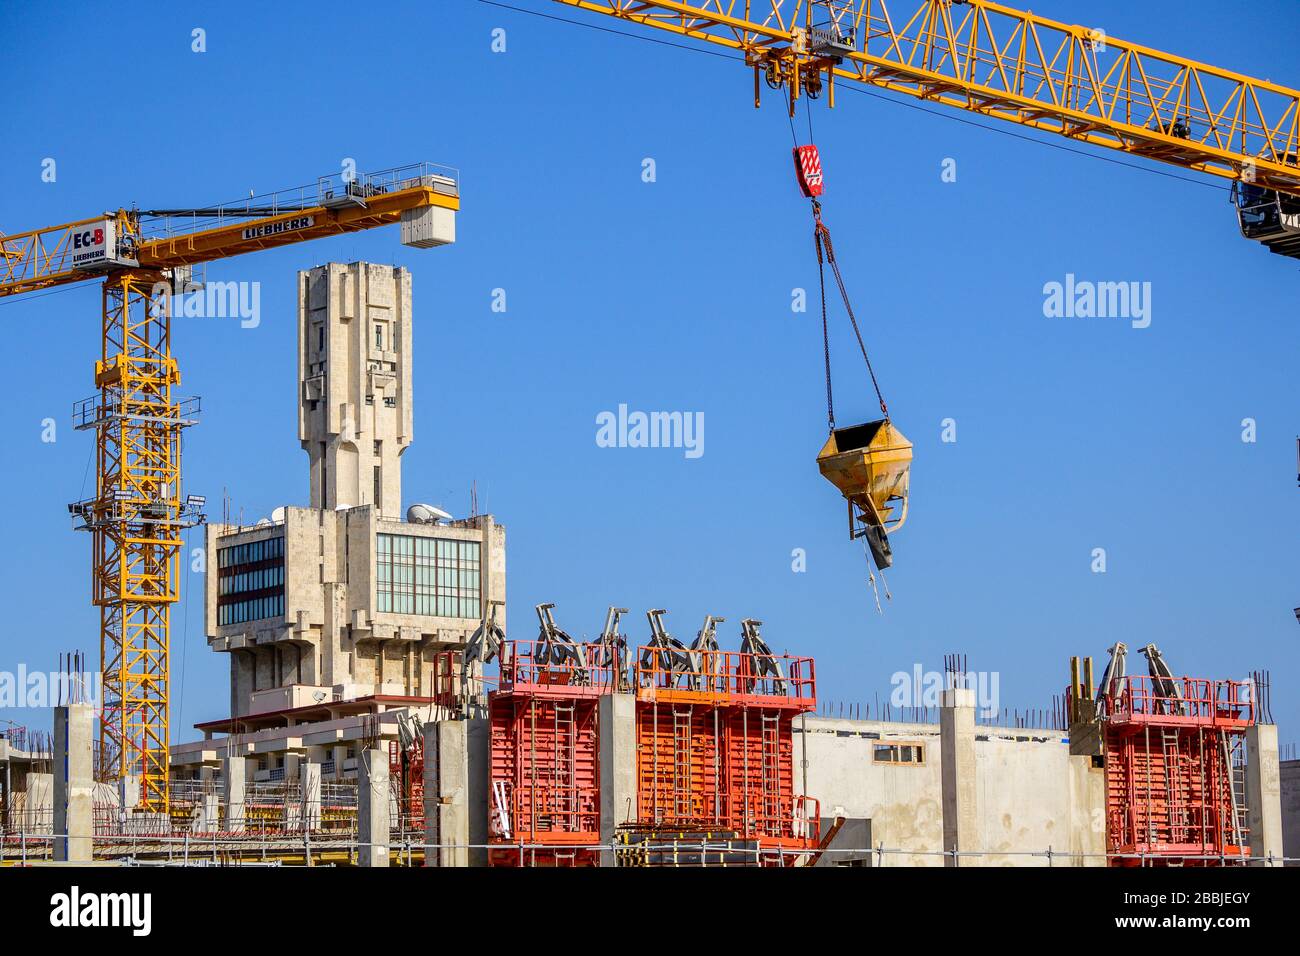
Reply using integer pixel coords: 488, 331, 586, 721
1233, 159, 1300, 260
816, 419, 912, 572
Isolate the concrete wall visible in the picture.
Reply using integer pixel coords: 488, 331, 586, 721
800, 718, 943, 866
800, 715, 1104, 866
974, 737, 1103, 865
1280, 759, 1300, 866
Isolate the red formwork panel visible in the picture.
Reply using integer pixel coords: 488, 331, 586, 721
633, 647, 819, 856
1103, 676, 1253, 866
388, 738, 425, 834
487, 674, 602, 867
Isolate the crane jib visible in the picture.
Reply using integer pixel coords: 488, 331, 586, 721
240, 215, 315, 240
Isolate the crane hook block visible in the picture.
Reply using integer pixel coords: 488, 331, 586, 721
817, 419, 912, 546
793, 145, 825, 198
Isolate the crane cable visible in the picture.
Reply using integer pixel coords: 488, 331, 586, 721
811, 199, 888, 432
796, 92, 888, 433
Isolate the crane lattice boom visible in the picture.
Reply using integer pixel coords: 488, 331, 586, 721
556, 0, 1300, 195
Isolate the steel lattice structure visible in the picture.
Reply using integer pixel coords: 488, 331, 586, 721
81, 273, 194, 807
555, 0, 1300, 195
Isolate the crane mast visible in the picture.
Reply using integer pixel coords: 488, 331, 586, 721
1, 163, 459, 812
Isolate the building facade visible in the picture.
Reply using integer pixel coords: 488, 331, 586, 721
203, 261, 504, 722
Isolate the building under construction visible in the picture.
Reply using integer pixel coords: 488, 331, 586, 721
0, 262, 1291, 867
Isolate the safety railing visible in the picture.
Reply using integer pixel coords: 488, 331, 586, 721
634, 646, 816, 706
496, 639, 626, 696
1105, 676, 1254, 726
636, 789, 821, 845
138, 161, 459, 242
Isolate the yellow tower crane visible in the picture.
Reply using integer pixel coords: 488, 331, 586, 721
552, 0, 1300, 255
548, 0, 1300, 584
0, 163, 459, 812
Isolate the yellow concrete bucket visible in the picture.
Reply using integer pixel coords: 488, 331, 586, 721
816, 419, 912, 533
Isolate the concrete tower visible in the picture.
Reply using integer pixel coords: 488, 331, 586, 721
204, 259, 507, 721
298, 262, 412, 518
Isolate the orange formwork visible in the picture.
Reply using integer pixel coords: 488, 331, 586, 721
633, 646, 820, 862
1103, 676, 1253, 866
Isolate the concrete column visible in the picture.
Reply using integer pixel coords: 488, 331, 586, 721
53, 704, 94, 862
940, 687, 977, 867
284, 753, 303, 830
599, 693, 636, 867
198, 793, 220, 833
422, 722, 443, 866
425, 720, 468, 867
222, 756, 246, 833
332, 744, 348, 780
466, 718, 489, 867
302, 760, 322, 832
24, 772, 52, 833
1245, 723, 1282, 866
358, 748, 390, 867
119, 774, 142, 812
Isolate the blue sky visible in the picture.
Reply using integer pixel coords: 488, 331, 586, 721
0, 0, 1295, 742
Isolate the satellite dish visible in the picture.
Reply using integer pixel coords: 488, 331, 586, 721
255, 518, 271, 527
271, 506, 286, 523
407, 503, 452, 525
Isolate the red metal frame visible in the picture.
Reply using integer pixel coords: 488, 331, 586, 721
487, 640, 604, 867
388, 737, 425, 834
632, 645, 819, 860
1102, 676, 1253, 866
485, 638, 822, 866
